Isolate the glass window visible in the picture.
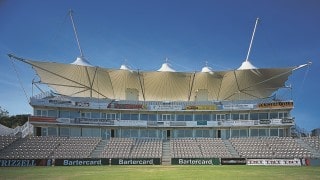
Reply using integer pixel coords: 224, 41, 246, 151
70, 111, 79, 118
149, 130, 157, 137
184, 130, 193, 137
270, 128, 278, 136
131, 114, 139, 120
250, 113, 258, 120
240, 129, 248, 137
194, 114, 211, 121
140, 114, 148, 121
185, 114, 193, 121
101, 113, 106, 119
81, 112, 90, 118
42, 110, 48, 117
195, 114, 202, 121
92, 128, 100, 137
203, 130, 210, 137
250, 129, 258, 137
107, 113, 117, 120
60, 127, 70, 137
121, 129, 130, 138
176, 130, 185, 138
217, 114, 225, 121
91, 112, 100, 119
141, 129, 157, 137
270, 113, 278, 119
60, 111, 70, 118
195, 130, 202, 137
231, 129, 239, 138
279, 129, 284, 137
160, 114, 172, 121
48, 127, 57, 136
176, 114, 185, 121
259, 129, 267, 136
149, 114, 157, 121
239, 113, 249, 120
221, 129, 230, 139
279, 112, 289, 119
35, 109, 41, 116
48, 110, 57, 117
212, 130, 217, 138
131, 129, 139, 137
70, 128, 81, 137
41, 127, 47, 136
259, 113, 269, 120
203, 114, 210, 121
82, 128, 92, 137
141, 129, 148, 137
232, 114, 239, 120
212, 114, 216, 121
121, 114, 130, 120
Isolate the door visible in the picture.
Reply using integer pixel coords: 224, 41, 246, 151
167, 130, 171, 139
111, 129, 115, 138
218, 129, 221, 138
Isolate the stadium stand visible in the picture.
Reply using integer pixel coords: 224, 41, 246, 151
0, 135, 19, 151
230, 137, 312, 158
1, 136, 320, 160
170, 138, 232, 158
50, 137, 101, 159
130, 138, 162, 158
302, 137, 320, 152
100, 138, 162, 158
0, 136, 64, 159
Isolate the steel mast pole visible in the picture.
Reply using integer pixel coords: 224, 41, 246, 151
69, 9, 84, 57
245, 18, 259, 61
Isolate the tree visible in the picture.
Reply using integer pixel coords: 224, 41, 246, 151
0, 114, 29, 128
0, 107, 29, 128
0, 106, 9, 117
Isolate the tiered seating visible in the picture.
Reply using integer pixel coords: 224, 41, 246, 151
302, 136, 320, 152
131, 139, 162, 158
171, 138, 202, 158
198, 138, 232, 158
100, 138, 162, 158
51, 137, 101, 159
230, 137, 312, 158
230, 137, 271, 158
101, 138, 135, 158
0, 135, 19, 150
0, 136, 66, 159
266, 137, 311, 158
170, 138, 232, 158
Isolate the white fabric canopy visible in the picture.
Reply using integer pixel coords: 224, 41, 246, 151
17, 57, 297, 101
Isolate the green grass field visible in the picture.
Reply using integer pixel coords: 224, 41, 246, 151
1, 165, 319, 180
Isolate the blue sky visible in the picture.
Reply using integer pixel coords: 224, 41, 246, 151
0, 0, 319, 131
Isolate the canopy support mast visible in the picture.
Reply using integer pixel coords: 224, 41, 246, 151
69, 9, 84, 57
245, 18, 259, 61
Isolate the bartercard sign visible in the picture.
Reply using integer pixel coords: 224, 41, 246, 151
111, 158, 160, 165
171, 158, 220, 165
55, 158, 107, 166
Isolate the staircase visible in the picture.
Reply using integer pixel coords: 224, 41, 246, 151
162, 140, 171, 165
223, 139, 240, 158
90, 139, 108, 158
